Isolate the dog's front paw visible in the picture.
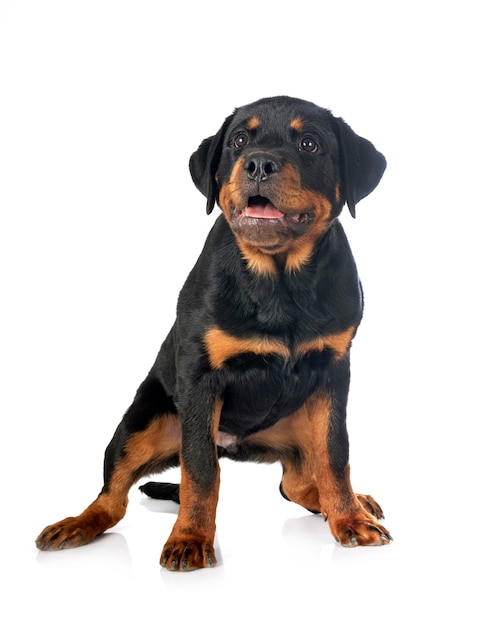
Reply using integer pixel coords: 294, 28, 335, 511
330, 515, 393, 547
160, 537, 217, 571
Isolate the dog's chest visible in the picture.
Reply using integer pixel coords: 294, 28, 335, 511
208, 269, 357, 436
217, 345, 336, 437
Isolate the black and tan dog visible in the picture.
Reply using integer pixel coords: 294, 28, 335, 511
36, 96, 391, 570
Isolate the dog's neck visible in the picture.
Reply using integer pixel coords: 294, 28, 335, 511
237, 219, 337, 279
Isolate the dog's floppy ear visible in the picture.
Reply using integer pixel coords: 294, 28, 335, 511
334, 117, 386, 218
189, 114, 234, 215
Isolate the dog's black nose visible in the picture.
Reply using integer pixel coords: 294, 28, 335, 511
244, 154, 281, 182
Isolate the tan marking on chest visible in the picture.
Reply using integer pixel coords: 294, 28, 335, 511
204, 327, 290, 369
297, 326, 355, 360
205, 326, 355, 369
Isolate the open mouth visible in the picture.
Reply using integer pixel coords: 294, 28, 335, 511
228, 195, 314, 249
241, 195, 311, 224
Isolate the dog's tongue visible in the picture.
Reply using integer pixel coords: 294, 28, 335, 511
245, 201, 284, 219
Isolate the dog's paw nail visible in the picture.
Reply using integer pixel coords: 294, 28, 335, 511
207, 556, 215, 567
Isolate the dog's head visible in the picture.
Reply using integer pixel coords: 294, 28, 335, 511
190, 96, 386, 273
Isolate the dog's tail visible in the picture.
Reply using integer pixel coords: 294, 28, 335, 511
139, 482, 180, 504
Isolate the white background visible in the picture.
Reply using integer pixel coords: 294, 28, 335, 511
1, 1, 490, 624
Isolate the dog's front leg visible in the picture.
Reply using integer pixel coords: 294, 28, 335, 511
309, 360, 392, 547
160, 398, 222, 571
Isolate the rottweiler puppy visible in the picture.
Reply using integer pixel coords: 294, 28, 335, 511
36, 96, 391, 570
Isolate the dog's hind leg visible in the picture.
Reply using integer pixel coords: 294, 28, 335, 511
36, 377, 181, 551
279, 464, 321, 514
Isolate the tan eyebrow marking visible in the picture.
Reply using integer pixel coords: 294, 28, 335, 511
290, 117, 304, 131
246, 116, 261, 130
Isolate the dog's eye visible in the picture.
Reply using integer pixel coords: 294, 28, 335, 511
233, 132, 250, 149
299, 137, 318, 153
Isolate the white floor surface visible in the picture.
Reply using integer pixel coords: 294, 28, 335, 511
9, 447, 490, 625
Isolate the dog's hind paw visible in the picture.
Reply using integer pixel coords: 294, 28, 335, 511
356, 493, 385, 519
36, 516, 97, 551
35, 496, 124, 551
